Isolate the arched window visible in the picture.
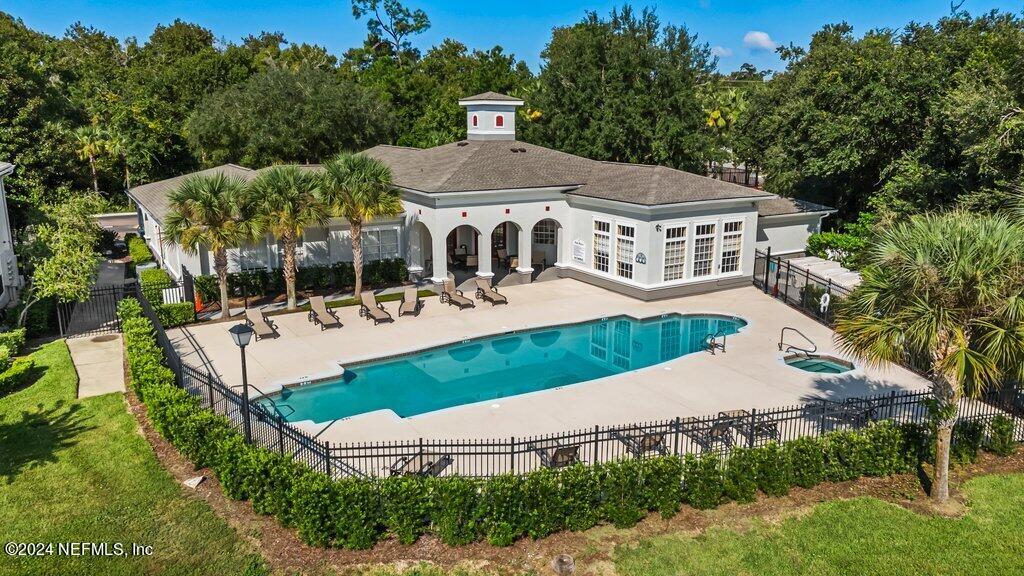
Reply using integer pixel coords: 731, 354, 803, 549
495, 115, 504, 127
472, 115, 478, 127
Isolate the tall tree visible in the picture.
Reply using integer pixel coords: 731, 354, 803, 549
249, 166, 328, 309
162, 173, 255, 318
350, 0, 430, 65
73, 125, 108, 193
833, 211, 1024, 502
320, 153, 402, 297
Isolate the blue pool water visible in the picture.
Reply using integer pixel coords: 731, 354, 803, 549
262, 314, 746, 423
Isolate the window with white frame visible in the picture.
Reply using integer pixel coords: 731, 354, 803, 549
593, 220, 611, 273
361, 228, 400, 261
532, 220, 556, 245
662, 225, 687, 281
719, 220, 743, 273
615, 224, 635, 279
692, 223, 717, 277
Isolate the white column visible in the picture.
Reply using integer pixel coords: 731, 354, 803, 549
430, 231, 448, 282
517, 228, 533, 273
554, 225, 567, 267
406, 225, 424, 273
476, 230, 493, 277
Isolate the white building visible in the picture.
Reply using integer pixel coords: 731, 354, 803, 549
0, 163, 23, 307
128, 92, 833, 300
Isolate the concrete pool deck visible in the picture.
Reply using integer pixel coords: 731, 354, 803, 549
169, 279, 930, 443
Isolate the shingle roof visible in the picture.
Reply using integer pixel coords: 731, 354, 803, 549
363, 140, 772, 205
127, 164, 256, 223
756, 196, 835, 217
458, 91, 523, 103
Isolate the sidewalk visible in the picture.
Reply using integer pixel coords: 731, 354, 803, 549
70, 334, 125, 398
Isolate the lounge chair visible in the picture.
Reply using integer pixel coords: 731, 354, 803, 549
359, 291, 394, 325
528, 440, 581, 469
677, 417, 735, 452
611, 430, 668, 458
388, 449, 453, 477
440, 279, 475, 309
398, 286, 422, 317
508, 256, 519, 275
307, 295, 342, 330
244, 308, 278, 341
532, 250, 547, 270
719, 409, 780, 445
474, 278, 508, 306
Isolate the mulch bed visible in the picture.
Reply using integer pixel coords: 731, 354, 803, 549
120, 350, 1024, 575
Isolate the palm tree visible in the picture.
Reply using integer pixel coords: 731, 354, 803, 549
73, 125, 108, 193
163, 173, 254, 319
249, 166, 328, 309
104, 128, 132, 190
833, 211, 1024, 503
320, 153, 402, 297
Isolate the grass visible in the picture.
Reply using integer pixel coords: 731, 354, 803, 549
0, 340, 264, 576
614, 473, 1024, 576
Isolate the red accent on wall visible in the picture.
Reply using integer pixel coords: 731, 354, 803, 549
505, 208, 510, 214
545, 206, 550, 211
472, 115, 478, 127
495, 115, 504, 127
462, 211, 467, 217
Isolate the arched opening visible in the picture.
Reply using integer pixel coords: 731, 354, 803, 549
490, 220, 522, 283
446, 224, 482, 285
530, 218, 562, 281
410, 221, 433, 278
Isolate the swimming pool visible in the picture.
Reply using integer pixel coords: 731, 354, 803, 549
261, 313, 747, 423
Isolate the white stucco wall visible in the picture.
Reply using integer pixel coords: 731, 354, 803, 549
0, 172, 21, 307
756, 214, 826, 256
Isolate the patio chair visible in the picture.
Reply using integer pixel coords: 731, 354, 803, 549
508, 256, 519, 275
244, 308, 278, 341
466, 254, 479, 268
388, 449, 453, 477
307, 295, 342, 330
532, 250, 547, 270
677, 417, 735, 452
805, 398, 874, 429
358, 291, 394, 325
528, 440, 581, 469
474, 277, 508, 306
440, 279, 475, 310
398, 286, 423, 317
495, 248, 509, 267
611, 430, 668, 458
719, 409, 781, 445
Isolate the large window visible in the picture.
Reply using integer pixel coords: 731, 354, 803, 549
615, 224, 635, 279
663, 225, 687, 281
593, 220, 611, 273
720, 220, 743, 273
533, 220, 556, 245
692, 223, 717, 277
361, 228, 400, 261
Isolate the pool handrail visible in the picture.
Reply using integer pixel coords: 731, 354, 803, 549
779, 326, 817, 355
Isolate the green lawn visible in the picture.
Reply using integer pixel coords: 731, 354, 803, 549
614, 473, 1024, 576
0, 340, 263, 576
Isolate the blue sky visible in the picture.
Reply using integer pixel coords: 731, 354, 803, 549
3, 1, 1022, 72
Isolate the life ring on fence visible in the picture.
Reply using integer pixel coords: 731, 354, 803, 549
819, 292, 831, 314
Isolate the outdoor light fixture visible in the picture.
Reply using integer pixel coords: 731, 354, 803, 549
655, 224, 662, 232
228, 323, 255, 443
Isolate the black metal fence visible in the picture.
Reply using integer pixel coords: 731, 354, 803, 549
753, 249, 852, 326
125, 273, 1023, 480
57, 282, 135, 338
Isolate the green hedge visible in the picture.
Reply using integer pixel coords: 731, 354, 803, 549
0, 328, 27, 355
140, 268, 173, 305
117, 298, 1018, 550
0, 357, 35, 395
128, 236, 154, 265
156, 302, 196, 327
193, 258, 408, 303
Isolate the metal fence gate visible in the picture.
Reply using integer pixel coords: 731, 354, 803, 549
57, 282, 135, 338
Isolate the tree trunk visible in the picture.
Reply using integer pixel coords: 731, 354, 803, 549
124, 161, 131, 191
283, 234, 298, 309
17, 292, 39, 328
214, 247, 230, 319
351, 221, 363, 297
933, 420, 953, 502
89, 154, 99, 193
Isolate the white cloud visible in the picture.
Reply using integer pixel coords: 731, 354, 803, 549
743, 31, 777, 51
711, 46, 733, 58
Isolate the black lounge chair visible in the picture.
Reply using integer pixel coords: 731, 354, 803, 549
677, 417, 735, 452
611, 430, 668, 458
528, 440, 581, 469
718, 409, 781, 445
388, 450, 453, 477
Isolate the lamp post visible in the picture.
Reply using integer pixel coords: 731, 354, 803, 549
228, 323, 255, 444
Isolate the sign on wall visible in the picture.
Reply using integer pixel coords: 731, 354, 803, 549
572, 239, 586, 262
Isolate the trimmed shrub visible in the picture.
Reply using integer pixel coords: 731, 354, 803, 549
952, 420, 984, 465
898, 422, 931, 468
0, 357, 34, 395
642, 455, 684, 519
213, 434, 253, 501
755, 443, 792, 497
786, 436, 825, 488
249, 452, 304, 525
822, 430, 867, 482
380, 475, 430, 544
0, 345, 11, 374
429, 476, 481, 546
0, 327, 27, 355
128, 236, 154, 264
683, 454, 724, 510
290, 471, 339, 547
140, 268, 172, 304
335, 478, 382, 549
559, 464, 601, 531
986, 415, 1015, 457
520, 466, 565, 537
480, 474, 526, 546
156, 302, 195, 327
723, 447, 758, 503
862, 421, 909, 476
599, 458, 646, 528
195, 258, 408, 302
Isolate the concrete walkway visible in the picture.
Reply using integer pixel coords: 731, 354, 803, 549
69, 334, 126, 398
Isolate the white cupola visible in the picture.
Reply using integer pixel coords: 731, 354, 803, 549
458, 91, 524, 141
